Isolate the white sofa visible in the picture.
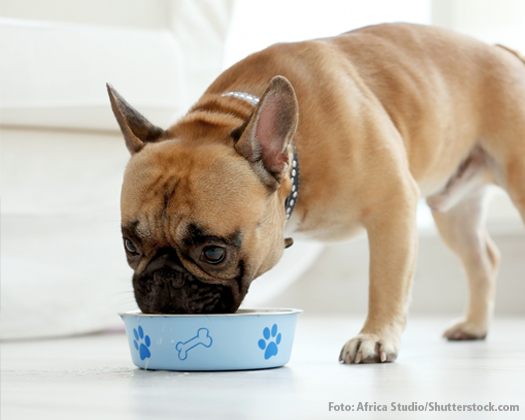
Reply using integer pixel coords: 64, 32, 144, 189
0, 1, 228, 340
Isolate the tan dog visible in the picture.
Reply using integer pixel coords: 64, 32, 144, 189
108, 23, 525, 364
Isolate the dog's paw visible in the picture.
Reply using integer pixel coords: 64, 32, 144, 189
339, 332, 399, 364
443, 319, 487, 340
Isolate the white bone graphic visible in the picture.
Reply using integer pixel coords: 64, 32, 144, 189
175, 328, 213, 360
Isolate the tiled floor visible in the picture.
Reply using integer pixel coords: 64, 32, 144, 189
2, 316, 524, 420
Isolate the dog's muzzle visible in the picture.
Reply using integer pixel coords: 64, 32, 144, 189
133, 248, 235, 314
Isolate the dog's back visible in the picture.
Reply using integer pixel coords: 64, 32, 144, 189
328, 23, 525, 192
208, 23, 525, 199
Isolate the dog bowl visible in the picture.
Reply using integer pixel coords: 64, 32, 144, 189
119, 308, 302, 371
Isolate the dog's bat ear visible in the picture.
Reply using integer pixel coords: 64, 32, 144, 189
233, 76, 299, 188
106, 84, 166, 155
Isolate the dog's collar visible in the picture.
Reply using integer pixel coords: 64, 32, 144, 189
285, 144, 300, 220
222, 91, 260, 107
222, 90, 300, 221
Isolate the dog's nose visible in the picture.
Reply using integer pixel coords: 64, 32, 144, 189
153, 267, 186, 289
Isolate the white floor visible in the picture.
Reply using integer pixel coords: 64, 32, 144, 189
2, 316, 524, 420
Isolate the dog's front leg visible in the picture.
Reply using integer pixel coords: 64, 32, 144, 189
340, 180, 419, 364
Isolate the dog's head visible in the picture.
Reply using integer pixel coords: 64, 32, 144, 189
108, 76, 299, 314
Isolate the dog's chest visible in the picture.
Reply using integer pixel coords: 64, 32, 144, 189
284, 212, 364, 242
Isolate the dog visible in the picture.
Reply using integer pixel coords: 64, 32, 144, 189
108, 23, 525, 364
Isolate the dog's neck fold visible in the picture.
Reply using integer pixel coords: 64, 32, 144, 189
222, 90, 300, 221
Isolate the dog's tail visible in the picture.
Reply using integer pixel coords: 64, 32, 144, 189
495, 44, 525, 65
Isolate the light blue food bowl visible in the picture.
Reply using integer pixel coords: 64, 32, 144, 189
119, 308, 302, 371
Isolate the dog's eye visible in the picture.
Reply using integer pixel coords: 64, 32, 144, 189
124, 239, 138, 254
202, 246, 225, 264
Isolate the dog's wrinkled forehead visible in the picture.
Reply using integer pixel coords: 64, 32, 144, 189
120, 140, 267, 242
122, 218, 242, 250
183, 223, 243, 247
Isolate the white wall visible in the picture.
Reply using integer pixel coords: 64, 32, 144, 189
432, 0, 525, 51
224, 0, 431, 69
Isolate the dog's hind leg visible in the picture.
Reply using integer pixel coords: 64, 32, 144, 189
431, 187, 500, 340
504, 157, 525, 226
487, 44, 525, 225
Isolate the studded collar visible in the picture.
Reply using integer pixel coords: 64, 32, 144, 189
222, 90, 300, 221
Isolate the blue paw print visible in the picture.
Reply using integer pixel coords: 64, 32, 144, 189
258, 324, 282, 360
133, 326, 151, 360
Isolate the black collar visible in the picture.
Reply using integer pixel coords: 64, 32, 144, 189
223, 90, 300, 221
284, 144, 300, 220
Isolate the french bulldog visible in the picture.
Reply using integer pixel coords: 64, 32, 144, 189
108, 23, 525, 364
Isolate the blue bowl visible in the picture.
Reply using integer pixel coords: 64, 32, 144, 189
119, 308, 302, 371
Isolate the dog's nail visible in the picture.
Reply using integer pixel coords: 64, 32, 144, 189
355, 353, 362, 364
284, 238, 294, 249
345, 354, 352, 364
380, 351, 387, 362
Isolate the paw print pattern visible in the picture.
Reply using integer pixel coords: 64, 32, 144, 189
258, 324, 282, 360
133, 326, 151, 360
